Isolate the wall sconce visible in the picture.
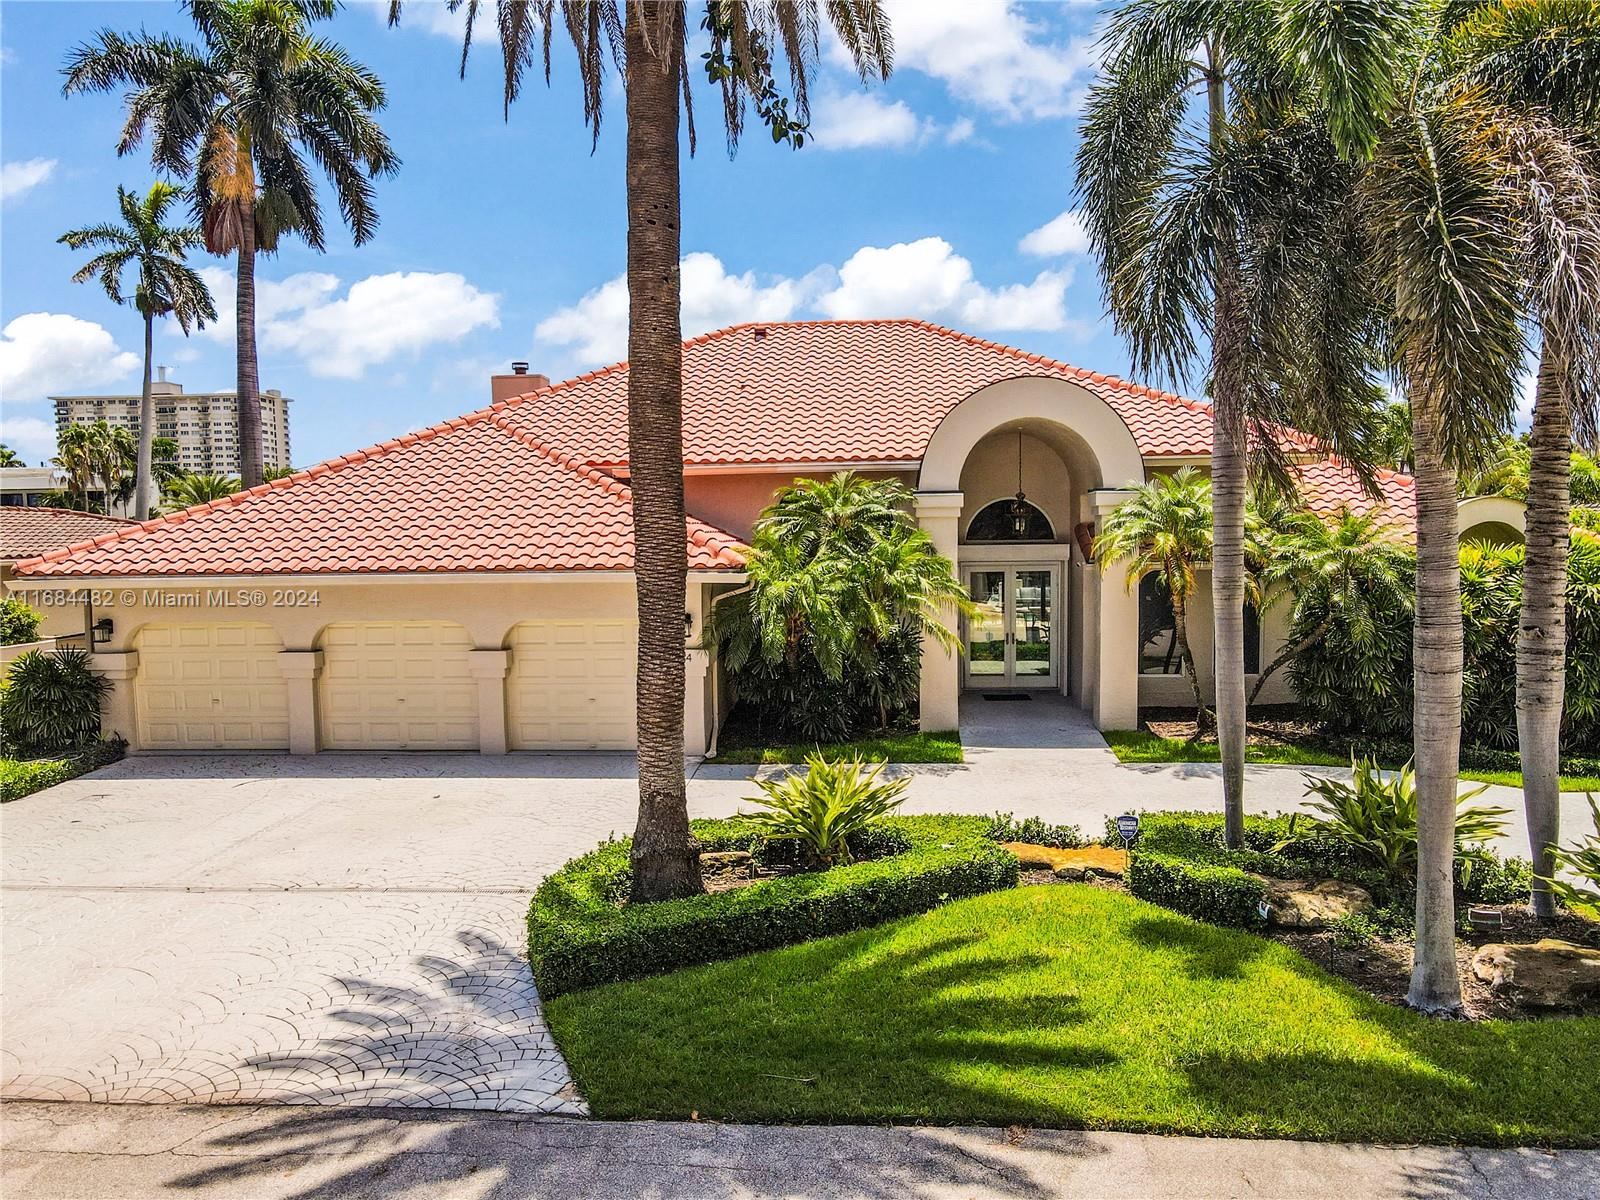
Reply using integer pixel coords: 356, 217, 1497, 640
684, 610, 695, 634
92, 616, 114, 646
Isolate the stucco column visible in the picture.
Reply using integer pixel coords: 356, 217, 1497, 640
89, 651, 139, 749
277, 650, 323, 755
684, 647, 712, 758
466, 649, 511, 755
915, 491, 965, 732
1088, 488, 1141, 730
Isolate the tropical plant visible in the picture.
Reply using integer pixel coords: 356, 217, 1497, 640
0, 444, 21, 467
64, 0, 399, 490
1287, 757, 1511, 887
262, 463, 296, 482
1542, 794, 1600, 909
711, 473, 973, 741
1249, 504, 1410, 705
1375, 401, 1414, 472
1094, 469, 1216, 729
0, 648, 112, 756
51, 421, 137, 513
386, 1, 891, 903
58, 183, 215, 519
1077, 0, 1387, 851
739, 753, 909, 868
162, 472, 240, 509
0, 597, 42, 646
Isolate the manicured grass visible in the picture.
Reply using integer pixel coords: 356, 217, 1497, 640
1102, 730, 1600, 792
0, 746, 118, 803
705, 729, 962, 766
546, 885, 1600, 1146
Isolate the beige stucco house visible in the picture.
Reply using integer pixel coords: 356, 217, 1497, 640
9, 320, 1491, 757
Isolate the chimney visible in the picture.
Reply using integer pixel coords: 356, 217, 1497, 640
491, 360, 549, 403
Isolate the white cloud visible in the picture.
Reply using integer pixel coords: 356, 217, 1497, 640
808, 92, 979, 151
363, 0, 472, 38
1, 158, 57, 203
185, 268, 499, 378
832, 1, 1101, 121
0, 415, 59, 465
536, 252, 821, 365
817, 237, 1077, 333
1019, 209, 1091, 257
0, 313, 140, 404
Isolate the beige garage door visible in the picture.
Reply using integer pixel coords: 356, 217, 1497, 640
135, 623, 290, 750
319, 621, 478, 750
507, 620, 637, 749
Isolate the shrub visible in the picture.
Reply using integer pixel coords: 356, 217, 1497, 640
740, 754, 909, 867
0, 738, 125, 803
0, 597, 42, 646
984, 812, 1086, 849
1328, 911, 1381, 950
528, 814, 1018, 997
1127, 851, 1268, 928
1545, 795, 1600, 909
1, 648, 110, 756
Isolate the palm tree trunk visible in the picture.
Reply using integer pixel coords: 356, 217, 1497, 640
1205, 39, 1247, 850
1408, 391, 1465, 1015
235, 202, 264, 489
1171, 588, 1211, 733
1517, 349, 1569, 923
135, 310, 155, 521
624, 5, 701, 904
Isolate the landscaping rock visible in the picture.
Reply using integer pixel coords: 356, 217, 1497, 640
1471, 939, 1600, 1009
1254, 877, 1373, 929
1002, 843, 1127, 878
698, 850, 754, 868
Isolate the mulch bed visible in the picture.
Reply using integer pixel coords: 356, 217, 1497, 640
1142, 706, 1338, 749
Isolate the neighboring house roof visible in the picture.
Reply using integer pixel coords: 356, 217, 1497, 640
1293, 459, 1418, 527
495, 319, 1322, 465
14, 414, 746, 578
1, 507, 136, 564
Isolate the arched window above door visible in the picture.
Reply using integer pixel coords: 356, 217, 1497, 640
966, 498, 1055, 542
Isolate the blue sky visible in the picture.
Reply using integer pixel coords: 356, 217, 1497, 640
1, 1, 1136, 469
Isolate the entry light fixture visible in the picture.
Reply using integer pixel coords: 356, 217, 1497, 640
92, 616, 114, 645
1009, 430, 1030, 538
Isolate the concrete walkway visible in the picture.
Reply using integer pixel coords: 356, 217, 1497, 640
5, 1101, 1597, 1200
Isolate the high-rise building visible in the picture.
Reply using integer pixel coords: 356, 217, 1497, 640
51, 373, 292, 475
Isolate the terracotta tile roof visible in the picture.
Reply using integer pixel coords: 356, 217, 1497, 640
1294, 458, 1417, 530
494, 319, 1319, 465
13, 411, 746, 578
1, 507, 136, 563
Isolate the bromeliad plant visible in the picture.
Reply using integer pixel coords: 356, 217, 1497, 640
740, 753, 909, 869
1282, 757, 1512, 886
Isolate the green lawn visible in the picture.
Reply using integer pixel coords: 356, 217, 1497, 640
705, 729, 962, 766
1102, 730, 1600, 792
545, 886, 1600, 1146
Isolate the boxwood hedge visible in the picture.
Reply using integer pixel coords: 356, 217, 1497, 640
528, 814, 1018, 997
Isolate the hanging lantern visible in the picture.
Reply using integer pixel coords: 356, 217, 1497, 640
1009, 430, 1030, 537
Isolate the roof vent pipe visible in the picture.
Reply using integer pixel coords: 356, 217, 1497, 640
510, 361, 530, 375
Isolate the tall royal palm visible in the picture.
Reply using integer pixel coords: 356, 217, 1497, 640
59, 183, 216, 520
390, 1, 892, 902
1078, 0, 1385, 847
1451, 0, 1600, 922
64, 0, 398, 489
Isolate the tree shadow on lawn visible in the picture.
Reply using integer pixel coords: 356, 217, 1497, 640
1124, 913, 1276, 981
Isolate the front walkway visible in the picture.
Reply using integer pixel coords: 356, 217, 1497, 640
5, 1101, 1596, 1200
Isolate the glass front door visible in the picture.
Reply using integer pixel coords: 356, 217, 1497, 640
964, 566, 1057, 688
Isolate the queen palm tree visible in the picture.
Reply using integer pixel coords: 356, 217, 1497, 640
1449, 0, 1600, 922
389, 1, 891, 902
63, 0, 399, 490
1094, 469, 1216, 729
59, 183, 215, 520
162, 471, 241, 510
51, 421, 138, 514
1077, 0, 1387, 847
0, 445, 21, 467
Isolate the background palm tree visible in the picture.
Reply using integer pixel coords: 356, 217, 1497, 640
50, 421, 137, 514
389, 0, 891, 903
59, 183, 215, 520
64, 0, 399, 490
162, 471, 241, 510
0, 445, 21, 467
1450, 0, 1600, 922
1094, 469, 1215, 729
1077, 0, 1386, 848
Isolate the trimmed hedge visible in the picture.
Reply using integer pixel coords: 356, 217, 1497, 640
528, 814, 1018, 997
0, 739, 125, 803
1119, 811, 1530, 928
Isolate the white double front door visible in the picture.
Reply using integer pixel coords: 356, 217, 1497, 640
963, 564, 1059, 689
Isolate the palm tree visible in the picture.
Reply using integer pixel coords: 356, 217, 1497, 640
162, 471, 240, 510
1078, 1, 1385, 849
64, 0, 399, 490
1249, 505, 1410, 704
59, 183, 215, 520
1450, 0, 1600, 923
1094, 469, 1215, 729
1375, 401, 1415, 472
389, 1, 891, 903
52, 421, 138, 514
0, 445, 21, 467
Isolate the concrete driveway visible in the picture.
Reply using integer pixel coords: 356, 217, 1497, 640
3, 696, 1593, 1115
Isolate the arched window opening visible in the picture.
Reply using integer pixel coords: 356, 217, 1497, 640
966, 498, 1054, 542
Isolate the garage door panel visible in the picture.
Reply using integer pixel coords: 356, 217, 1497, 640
318, 621, 478, 750
134, 623, 289, 750
507, 619, 637, 750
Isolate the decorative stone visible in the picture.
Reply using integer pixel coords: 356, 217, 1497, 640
698, 850, 754, 868
1471, 940, 1600, 1009
1053, 865, 1088, 882
1002, 843, 1127, 878
1253, 876, 1373, 929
